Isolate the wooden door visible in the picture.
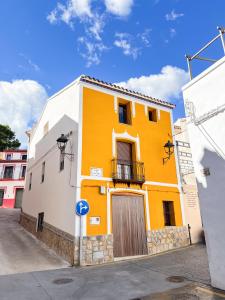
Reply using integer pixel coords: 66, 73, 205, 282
0, 190, 4, 206
112, 194, 147, 257
14, 188, 24, 208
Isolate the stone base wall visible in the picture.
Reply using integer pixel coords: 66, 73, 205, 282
147, 226, 190, 255
20, 212, 75, 265
81, 235, 114, 265
21, 213, 190, 266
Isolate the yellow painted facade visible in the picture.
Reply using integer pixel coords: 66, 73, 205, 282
80, 86, 183, 236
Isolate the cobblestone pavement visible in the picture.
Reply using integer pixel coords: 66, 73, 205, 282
0, 244, 215, 300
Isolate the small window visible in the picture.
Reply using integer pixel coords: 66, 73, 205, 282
21, 166, 26, 178
118, 103, 131, 125
37, 212, 44, 232
41, 162, 45, 183
148, 108, 157, 122
59, 150, 65, 171
163, 201, 175, 226
29, 173, 32, 190
6, 154, 12, 160
3, 166, 14, 179
22, 154, 27, 160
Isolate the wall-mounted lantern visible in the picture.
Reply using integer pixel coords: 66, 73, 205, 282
56, 134, 74, 159
163, 140, 175, 164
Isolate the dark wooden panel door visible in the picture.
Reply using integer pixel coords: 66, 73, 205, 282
14, 189, 24, 208
117, 142, 132, 161
112, 194, 147, 257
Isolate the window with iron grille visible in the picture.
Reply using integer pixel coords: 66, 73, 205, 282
6, 154, 12, 160
21, 166, 26, 178
22, 154, 27, 160
3, 166, 14, 179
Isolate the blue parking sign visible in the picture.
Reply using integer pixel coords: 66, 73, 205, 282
76, 200, 89, 216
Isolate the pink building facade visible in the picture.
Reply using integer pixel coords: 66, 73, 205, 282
0, 150, 27, 208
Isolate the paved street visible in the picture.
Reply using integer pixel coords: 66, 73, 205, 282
1, 208, 224, 300
0, 244, 216, 300
0, 209, 69, 275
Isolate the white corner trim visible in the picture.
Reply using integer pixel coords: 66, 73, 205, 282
107, 187, 149, 234
158, 109, 161, 120
112, 130, 141, 160
144, 105, 148, 117
114, 96, 118, 113
132, 101, 136, 118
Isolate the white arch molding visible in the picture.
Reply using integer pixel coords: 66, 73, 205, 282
112, 129, 141, 160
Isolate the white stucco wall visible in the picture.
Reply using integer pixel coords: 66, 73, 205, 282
182, 56, 225, 290
22, 80, 81, 236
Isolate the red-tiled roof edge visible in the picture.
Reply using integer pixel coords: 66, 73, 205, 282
80, 75, 176, 109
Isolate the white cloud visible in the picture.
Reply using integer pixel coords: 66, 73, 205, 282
0, 80, 47, 147
78, 37, 107, 67
138, 28, 151, 47
104, 0, 133, 16
19, 54, 40, 72
88, 14, 105, 41
114, 33, 140, 59
47, 0, 135, 65
116, 65, 189, 101
170, 28, 176, 38
47, 0, 93, 26
165, 10, 184, 21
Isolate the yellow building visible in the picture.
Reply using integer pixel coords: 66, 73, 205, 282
21, 75, 189, 265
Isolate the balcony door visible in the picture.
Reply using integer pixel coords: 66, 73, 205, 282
117, 141, 133, 180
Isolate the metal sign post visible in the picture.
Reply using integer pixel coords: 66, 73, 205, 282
75, 200, 89, 266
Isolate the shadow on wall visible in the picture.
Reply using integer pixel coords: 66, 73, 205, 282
197, 148, 225, 289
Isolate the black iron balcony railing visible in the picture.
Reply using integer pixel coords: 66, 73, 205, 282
112, 159, 145, 186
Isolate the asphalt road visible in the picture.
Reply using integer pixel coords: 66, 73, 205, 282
0, 244, 213, 300
0, 209, 69, 275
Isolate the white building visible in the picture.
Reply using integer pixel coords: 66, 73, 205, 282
0, 150, 27, 208
174, 118, 202, 243
182, 27, 225, 290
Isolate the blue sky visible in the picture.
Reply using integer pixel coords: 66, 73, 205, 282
0, 0, 225, 144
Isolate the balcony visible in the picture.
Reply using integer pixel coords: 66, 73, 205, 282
112, 159, 145, 186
